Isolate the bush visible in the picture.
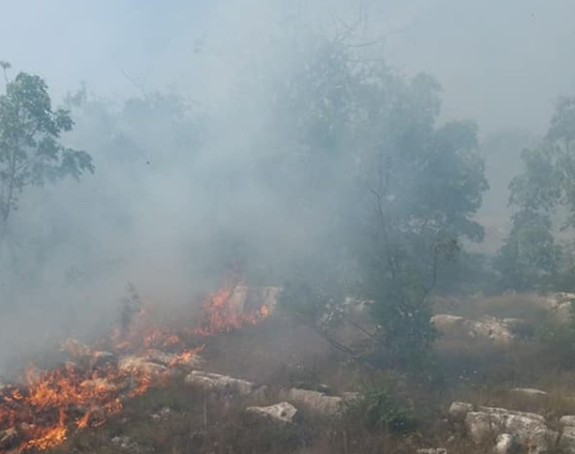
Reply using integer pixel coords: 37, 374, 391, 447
343, 372, 417, 435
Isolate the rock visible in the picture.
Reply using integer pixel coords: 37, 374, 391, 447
111, 435, 133, 449
465, 406, 557, 454
151, 406, 172, 421
118, 356, 168, 377
476, 406, 546, 423
448, 401, 474, 420
432, 314, 515, 344
560, 425, 575, 454
416, 449, 447, 454
469, 317, 515, 344
536, 293, 575, 322
560, 416, 575, 427
246, 402, 298, 424
185, 371, 255, 395
494, 433, 516, 454
511, 388, 548, 399
431, 314, 466, 333
144, 350, 203, 370
465, 411, 493, 443
278, 388, 342, 416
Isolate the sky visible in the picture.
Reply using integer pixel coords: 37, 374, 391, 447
0, 0, 574, 136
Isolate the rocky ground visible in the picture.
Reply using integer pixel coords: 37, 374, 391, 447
4, 291, 575, 454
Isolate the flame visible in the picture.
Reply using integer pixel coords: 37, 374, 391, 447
194, 283, 272, 336
0, 276, 272, 453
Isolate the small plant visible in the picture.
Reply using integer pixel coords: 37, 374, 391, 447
344, 372, 417, 435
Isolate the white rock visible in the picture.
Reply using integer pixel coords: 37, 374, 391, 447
561, 416, 575, 427
448, 401, 474, 420
185, 371, 255, 395
465, 411, 493, 443
417, 449, 447, 454
511, 388, 547, 398
465, 407, 557, 454
118, 356, 167, 377
278, 388, 342, 416
477, 406, 546, 423
494, 433, 516, 454
560, 425, 575, 454
432, 315, 515, 345
144, 349, 203, 370
246, 402, 298, 424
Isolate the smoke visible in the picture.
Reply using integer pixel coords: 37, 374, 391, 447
1, 0, 575, 373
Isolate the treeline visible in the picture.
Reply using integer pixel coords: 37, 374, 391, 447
1, 24, 574, 371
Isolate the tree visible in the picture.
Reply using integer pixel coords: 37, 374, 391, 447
0, 67, 93, 252
497, 95, 575, 291
272, 35, 488, 371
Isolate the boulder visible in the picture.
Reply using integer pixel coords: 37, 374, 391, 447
416, 449, 447, 454
464, 406, 557, 454
431, 314, 466, 334
118, 356, 168, 377
511, 388, 548, 399
494, 433, 517, 454
560, 425, 575, 454
185, 371, 255, 396
560, 416, 575, 427
448, 401, 474, 421
246, 402, 298, 424
278, 388, 342, 416
465, 411, 493, 442
144, 349, 203, 370
432, 315, 515, 345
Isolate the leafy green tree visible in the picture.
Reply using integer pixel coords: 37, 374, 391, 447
0, 66, 93, 252
273, 36, 488, 370
497, 97, 575, 291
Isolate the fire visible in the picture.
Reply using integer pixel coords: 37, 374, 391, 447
0, 277, 273, 453
194, 284, 272, 336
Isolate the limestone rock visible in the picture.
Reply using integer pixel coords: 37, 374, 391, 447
464, 405, 557, 454
511, 388, 548, 401
494, 433, 517, 454
560, 415, 575, 427
246, 401, 298, 424
278, 388, 342, 416
185, 370, 255, 395
118, 356, 168, 377
448, 401, 474, 420
560, 425, 575, 454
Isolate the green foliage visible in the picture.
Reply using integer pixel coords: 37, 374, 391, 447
272, 33, 487, 373
535, 298, 575, 367
497, 97, 575, 291
344, 372, 416, 434
496, 209, 562, 291
548, 96, 575, 143
0, 68, 93, 243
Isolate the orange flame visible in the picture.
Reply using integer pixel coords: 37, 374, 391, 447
0, 275, 271, 454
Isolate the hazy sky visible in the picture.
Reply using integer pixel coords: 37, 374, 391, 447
1, 0, 574, 135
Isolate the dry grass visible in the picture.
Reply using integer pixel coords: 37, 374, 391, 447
42, 293, 575, 454
434, 293, 548, 323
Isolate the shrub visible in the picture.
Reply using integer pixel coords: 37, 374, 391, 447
343, 372, 417, 435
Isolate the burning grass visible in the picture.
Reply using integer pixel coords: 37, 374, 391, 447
0, 278, 275, 453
